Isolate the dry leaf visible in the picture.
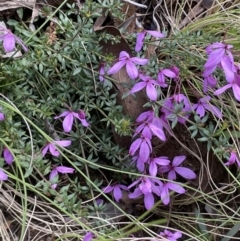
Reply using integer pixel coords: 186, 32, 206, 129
96, 26, 147, 148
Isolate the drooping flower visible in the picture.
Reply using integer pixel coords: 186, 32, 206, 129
0, 110, 4, 121
129, 73, 160, 101
214, 74, 240, 101
78, 110, 90, 127
160, 182, 185, 205
203, 75, 217, 93
0, 168, 8, 181
159, 155, 196, 180
3, 147, 14, 165
203, 42, 235, 82
107, 51, 148, 79
136, 110, 154, 122
148, 156, 170, 177
157, 68, 177, 87
49, 166, 75, 189
135, 29, 165, 52
99, 63, 106, 82
103, 184, 128, 202
169, 66, 180, 81
0, 27, 28, 52
42, 140, 71, 157
83, 232, 93, 241
192, 96, 222, 118
129, 135, 152, 163
225, 151, 240, 167
128, 177, 163, 210
158, 229, 182, 241
55, 109, 89, 132
161, 94, 192, 124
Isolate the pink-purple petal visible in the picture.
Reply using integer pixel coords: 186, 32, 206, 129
172, 155, 186, 166
103, 185, 114, 193
139, 141, 150, 163
54, 140, 72, 147
166, 183, 185, 194
148, 123, 166, 141
135, 31, 146, 52
42, 144, 50, 157
149, 161, 158, 176
161, 69, 176, 78
146, 83, 157, 101
49, 144, 60, 157
232, 83, 240, 101
113, 185, 122, 202
161, 185, 170, 205
214, 84, 232, 96
3, 33, 15, 52
63, 113, 74, 132
0, 168, 8, 180
128, 187, 142, 199
126, 60, 139, 79
129, 138, 142, 155
54, 111, 69, 119
0, 113, 5, 121
146, 30, 165, 38
107, 60, 126, 75
175, 167, 197, 179
49, 169, 58, 180
144, 192, 154, 210
130, 57, 149, 65
130, 82, 146, 94
56, 166, 75, 174
168, 170, 177, 180
3, 148, 14, 165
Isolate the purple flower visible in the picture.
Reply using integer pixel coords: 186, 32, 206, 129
203, 42, 235, 82
55, 109, 89, 132
107, 51, 148, 79
128, 177, 163, 210
225, 151, 240, 167
148, 156, 170, 177
42, 140, 71, 157
161, 94, 192, 124
158, 68, 177, 87
49, 166, 75, 189
3, 147, 14, 165
0, 110, 4, 121
192, 96, 222, 118
129, 135, 152, 163
160, 182, 185, 205
129, 73, 160, 101
159, 229, 182, 241
170, 66, 180, 81
0, 27, 28, 52
136, 110, 154, 122
78, 110, 90, 127
203, 75, 217, 93
135, 29, 165, 52
159, 155, 196, 180
83, 232, 93, 241
99, 63, 106, 82
214, 74, 240, 101
0, 168, 8, 181
131, 155, 145, 172
134, 117, 166, 142
103, 184, 128, 202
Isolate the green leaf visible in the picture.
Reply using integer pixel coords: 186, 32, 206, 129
195, 208, 209, 240
24, 167, 33, 178
73, 68, 81, 75
221, 223, 240, 241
